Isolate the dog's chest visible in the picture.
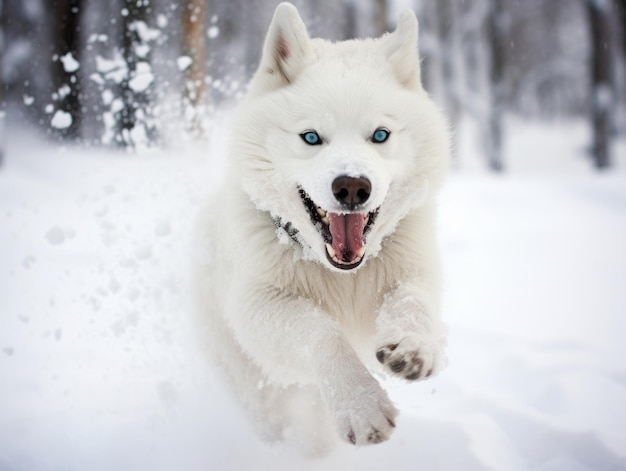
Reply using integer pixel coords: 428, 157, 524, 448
287, 263, 384, 327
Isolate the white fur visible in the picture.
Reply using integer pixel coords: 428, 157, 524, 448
195, 2, 450, 453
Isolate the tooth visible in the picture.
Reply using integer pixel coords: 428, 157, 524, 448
316, 207, 327, 217
321, 215, 330, 225
356, 246, 366, 258
325, 243, 336, 258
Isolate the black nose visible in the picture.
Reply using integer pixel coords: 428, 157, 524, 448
332, 175, 371, 208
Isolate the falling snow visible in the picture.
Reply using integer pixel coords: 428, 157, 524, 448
207, 26, 219, 39
60, 52, 80, 73
177, 56, 193, 71
50, 110, 72, 129
128, 63, 154, 93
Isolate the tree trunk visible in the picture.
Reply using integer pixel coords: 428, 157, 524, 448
486, 0, 506, 172
374, 0, 388, 35
117, 0, 155, 149
0, 0, 5, 166
120, 0, 146, 142
182, 0, 209, 138
588, 0, 613, 169
617, 0, 626, 57
437, 0, 463, 128
344, 1, 357, 40
52, 0, 83, 141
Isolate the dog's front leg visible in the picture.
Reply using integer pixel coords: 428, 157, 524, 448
374, 281, 447, 381
227, 286, 398, 445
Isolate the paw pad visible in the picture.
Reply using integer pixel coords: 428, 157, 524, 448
375, 343, 397, 363
376, 343, 435, 381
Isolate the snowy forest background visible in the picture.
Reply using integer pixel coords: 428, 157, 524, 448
2, 0, 625, 169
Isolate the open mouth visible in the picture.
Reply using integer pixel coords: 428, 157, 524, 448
299, 187, 379, 270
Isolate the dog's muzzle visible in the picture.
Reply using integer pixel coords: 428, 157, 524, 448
299, 176, 379, 271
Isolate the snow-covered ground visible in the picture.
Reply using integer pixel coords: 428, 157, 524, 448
1, 118, 625, 470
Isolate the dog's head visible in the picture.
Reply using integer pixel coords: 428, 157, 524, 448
230, 3, 449, 272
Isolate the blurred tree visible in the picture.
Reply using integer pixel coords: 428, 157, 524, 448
587, 0, 613, 168
413, 0, 440, 99
613, 0, 626, 134
117, 0, 157, 148
619, 1, 626, 57
182, 0, 209, 138
344, 1, 357, 40
486, 0, 506, 172
374, 0, 388, 35
52, 0, 84, 141
0, 0, 5, 167
436, 0, 463, 128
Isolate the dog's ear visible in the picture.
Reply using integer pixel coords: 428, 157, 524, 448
385, 10, 422, 91
251, 3, 312, 94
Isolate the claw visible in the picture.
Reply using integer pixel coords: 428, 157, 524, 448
367, 429, 384, 444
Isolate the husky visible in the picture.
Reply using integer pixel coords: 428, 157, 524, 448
195, 2, 450, 452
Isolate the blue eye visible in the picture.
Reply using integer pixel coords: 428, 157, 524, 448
372, 128, 390, 143
300, 131, 322, 145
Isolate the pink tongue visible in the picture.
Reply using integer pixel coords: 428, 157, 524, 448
328, 213, 366, 263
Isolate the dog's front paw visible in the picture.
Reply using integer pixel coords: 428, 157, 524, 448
376, 337, 443, 381
333, 383, 398, 446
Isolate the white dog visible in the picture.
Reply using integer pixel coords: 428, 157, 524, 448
195, 2, 450, 452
